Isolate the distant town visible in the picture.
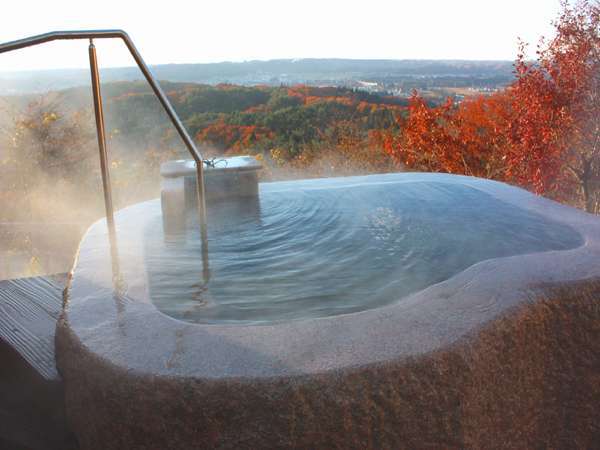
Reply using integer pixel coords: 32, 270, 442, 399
0, 58, 515, 101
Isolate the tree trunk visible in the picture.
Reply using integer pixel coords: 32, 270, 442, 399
581, 159, 595, 213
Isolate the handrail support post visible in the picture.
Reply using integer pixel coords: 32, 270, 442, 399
88, 39, 118, 253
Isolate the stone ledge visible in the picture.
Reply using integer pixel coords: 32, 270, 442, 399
57, 173, 600, 448
56, 279, 600, 449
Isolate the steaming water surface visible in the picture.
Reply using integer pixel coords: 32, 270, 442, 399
144, 178, 582, 325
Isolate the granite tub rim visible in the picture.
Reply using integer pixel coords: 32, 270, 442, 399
59, 172, 600, 380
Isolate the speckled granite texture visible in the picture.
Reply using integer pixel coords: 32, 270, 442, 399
56, 174, 600, 449
56, 282, 600, 449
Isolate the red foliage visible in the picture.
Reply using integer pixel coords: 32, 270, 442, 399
196, 119, 273, 151
381, 1, 599, 210
286, 86, 405, 113
380, 93, 511, 179
508, 0, 599, 206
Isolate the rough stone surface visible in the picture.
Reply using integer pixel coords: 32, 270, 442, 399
56, 173, 600, 449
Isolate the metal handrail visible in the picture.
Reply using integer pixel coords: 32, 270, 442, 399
0, 30, 209, 275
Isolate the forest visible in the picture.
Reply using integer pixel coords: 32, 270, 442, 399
112, 82, 408, 158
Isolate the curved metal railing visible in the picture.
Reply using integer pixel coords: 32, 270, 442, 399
0, 30, 209, 277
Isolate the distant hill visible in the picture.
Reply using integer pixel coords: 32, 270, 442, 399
0, 58, 515, 95
0, 81, 410, 167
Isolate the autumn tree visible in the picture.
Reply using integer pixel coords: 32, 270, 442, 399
380, 92, 511, 179
509, 0, 599, 211
382, 0, 599, 212
4, 97, 95, 182
0, 97, 96, 221
0, 97, 98, 268
268, 120, 396, 179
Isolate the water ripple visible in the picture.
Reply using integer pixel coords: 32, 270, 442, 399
143, 180, 583, 325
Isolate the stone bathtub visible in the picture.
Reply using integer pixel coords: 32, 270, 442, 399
56, 173, 600, 449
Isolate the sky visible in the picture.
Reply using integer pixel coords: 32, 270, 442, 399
0, 0, 561, 72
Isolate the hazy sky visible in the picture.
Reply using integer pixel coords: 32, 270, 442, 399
0, 0, 561, 72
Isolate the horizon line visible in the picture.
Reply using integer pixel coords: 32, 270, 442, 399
0, 56, 516, 75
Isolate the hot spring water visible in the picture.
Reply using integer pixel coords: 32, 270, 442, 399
143, 176, 582, 325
